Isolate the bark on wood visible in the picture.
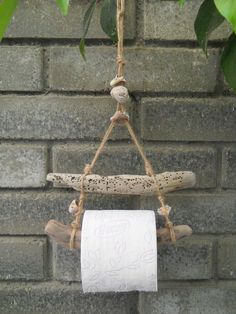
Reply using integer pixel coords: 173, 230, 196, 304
157, 225, 192, 244
45, 220, 192, 250
47, 171, 196, 195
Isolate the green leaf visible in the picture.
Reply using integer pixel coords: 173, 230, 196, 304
178, 0, 186, 6
82, 0, 97, 39
56, 0, 69, 16
0, 0, 18, 41
194, 0, 224, 55
79, 0, 97, 60
214, 0, 236, 33
100, 0, 117, 43
221, 33, 236, 92
79, 38, 86, 61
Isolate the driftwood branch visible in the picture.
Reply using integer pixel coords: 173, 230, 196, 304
47, 171, 196, 195
45, 220, 192, 250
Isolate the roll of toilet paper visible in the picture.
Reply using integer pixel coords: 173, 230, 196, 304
81, 210, 157, 293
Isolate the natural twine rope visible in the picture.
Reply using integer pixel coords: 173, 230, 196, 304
69, 0, 176, 249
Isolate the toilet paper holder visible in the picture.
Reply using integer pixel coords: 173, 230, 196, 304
45, 0, 195, 250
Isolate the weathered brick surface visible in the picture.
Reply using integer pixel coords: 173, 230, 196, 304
141, 193, 236, 234
0, 47, 43, 91
139, 287, 236, 314
0, 237, 46, 280
218, 237, 236, 279
53, 243, 81, 281
0, 191, 135, 235
53, 237, 213, 282
158, 237, 212, 280
0, 282, 138, 314
49, 47, 219, 92
0, 144, 47, 188
52, 144, 216, 188
0, 96, 130, 140
6, 0, 136, 39
141, 98, 236, 142
222, 147, 236, 189
52, 144, 144, 177
143, 0, 231, 41
146, 146, 217, 188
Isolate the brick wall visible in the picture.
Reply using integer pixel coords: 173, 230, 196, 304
0, 1, 236, 313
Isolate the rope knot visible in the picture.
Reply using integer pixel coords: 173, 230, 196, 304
117, 56, 125, 66
71, 220, 80, 230
145, 162, 153, 177
83, 164, 92, 175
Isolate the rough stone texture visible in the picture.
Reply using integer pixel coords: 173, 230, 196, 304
53, 243, 81, 281
0, 144, 47, 188
0, 47, 43, 91
218, 237, 236, 279
141, 193, 236, 234
222, 147, 236, 189
6, 0, 136, 39
52, 144, 144, 177
139, 287, 236, 314
141, 98, 236, 142
146, 146, 217, 188
0, 191, 135, 235
0, 282, 138, 314
0, 237, 46, 280
143, 0, 231, 41
0, 96, 130, 140
49, 47, 219, 92
52, 237, 213, 282
158, 237, 212, 280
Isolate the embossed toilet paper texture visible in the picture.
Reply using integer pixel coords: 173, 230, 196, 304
81, 210, 157, 292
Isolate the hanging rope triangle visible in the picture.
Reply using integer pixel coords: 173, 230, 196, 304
68, 0, 176, 249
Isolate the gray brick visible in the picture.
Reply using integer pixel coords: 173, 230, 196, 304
0, 237, 46, 280
141, 193, 236, 234
6, 0, 135, 39
52, 144, 144, 177
0, 191, 136, 235
141, 98, 236, 142
139, 287, 236, 314
218, 236, 236, 279
0, 282, 137, 314
158, 237, 212, 280
0, 144, 47, 188
49, 47, 219, 92
144, 0, 231, 41
145, 146, 217, 188
53, 242, 81, 282
0, 96, 130, 140
0, 47, 43, 91
222, 147, 236, 188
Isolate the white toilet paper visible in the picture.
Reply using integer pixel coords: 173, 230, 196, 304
81, 210, 157, 293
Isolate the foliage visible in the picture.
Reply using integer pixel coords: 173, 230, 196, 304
0, 0, 18, 41
0, 0, 236, 91
56, 0, 69, 16
188, 0, 236, 92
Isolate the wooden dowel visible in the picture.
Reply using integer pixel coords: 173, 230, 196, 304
47, 171, 196, 195
45, 220, 192, 250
